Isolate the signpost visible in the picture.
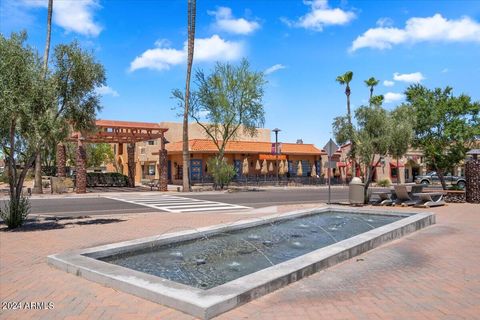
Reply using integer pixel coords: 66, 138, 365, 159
323, 138, 339, 205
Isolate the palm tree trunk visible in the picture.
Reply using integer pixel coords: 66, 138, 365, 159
346, 87, 356, 177
182, 0, 196, 192
33, 0, 53, 194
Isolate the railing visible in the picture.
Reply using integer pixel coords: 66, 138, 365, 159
190, 175, 349, 187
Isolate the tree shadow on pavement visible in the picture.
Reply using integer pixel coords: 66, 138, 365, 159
0, 217, 125, 232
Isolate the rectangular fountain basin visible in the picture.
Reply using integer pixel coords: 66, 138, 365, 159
48, 206, 435, 319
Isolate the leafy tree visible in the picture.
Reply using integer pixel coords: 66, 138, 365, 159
334, 100, 392, 202
404, 85, 480, 189
388, 104, 414, 184
86, 143, 115, 168
364, 77, 380, 105
0, 32, 46, 227
173, 59, 266, 162
335, 71, 356, 175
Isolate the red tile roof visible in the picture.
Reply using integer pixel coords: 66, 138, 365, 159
165, 139, 325, 155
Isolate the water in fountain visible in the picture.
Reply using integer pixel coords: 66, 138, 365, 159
100, 211, 402, 289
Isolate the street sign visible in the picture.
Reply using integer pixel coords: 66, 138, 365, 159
323, 138, 338, 157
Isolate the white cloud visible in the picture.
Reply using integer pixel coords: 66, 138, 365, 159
393, 72, 425, 83
383, 80, 395, 87
264, 64, 286, 75
208, 7, 260, 35
129, 35, 244, 72
351, 14, 480, 51
376, 17, 394, 27
441, 68, 449, 73
96, 85, 119, 97
282, 0, 356, 32
384, 92, 405, 103
22, 0, 102, 36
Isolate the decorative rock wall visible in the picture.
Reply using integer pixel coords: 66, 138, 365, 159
444, 191, 466, 203
465, 159, 480, 203
158, 149, 168, 191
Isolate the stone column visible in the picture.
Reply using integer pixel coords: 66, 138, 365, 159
76, 138, 87, 193
465, 159, 480, 203
127, 143, 136, 188
158, 136, 168, 191
56, 142, 66, 178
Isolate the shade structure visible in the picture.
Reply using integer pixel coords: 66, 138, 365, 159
279, 160, 285, 175
242, 158, 249, 176
261, 159, 268, 175
311, 164, 317, 177
268, 162, 274, 172
255, 159, 261, 171
297, 161, 303, 176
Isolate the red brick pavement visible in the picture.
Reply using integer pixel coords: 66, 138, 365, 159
1, 203, 479, 320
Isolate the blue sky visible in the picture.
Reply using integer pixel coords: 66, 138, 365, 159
1, 0, 480, 147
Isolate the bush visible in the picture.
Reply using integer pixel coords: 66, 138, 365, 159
0, 195, 31, 229
207, 157, 236, 189
377, 178, 391, 187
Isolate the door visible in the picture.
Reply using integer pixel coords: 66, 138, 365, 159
233, 160, 242, 177
190, 159, 202, 181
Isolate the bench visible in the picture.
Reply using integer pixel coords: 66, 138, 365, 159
413, 192, 446, 208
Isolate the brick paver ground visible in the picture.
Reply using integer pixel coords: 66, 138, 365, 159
1, 203, 479, 320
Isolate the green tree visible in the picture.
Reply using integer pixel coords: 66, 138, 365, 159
206, 157, 236, 189
388, 105, 414, 184
181, 0, 197, 192
333, 101, 392, 202
336, 71, 356, 175
0, 32, 46, 227
405, 85, 480, 189
86, 143, 114, 168
173, 59, 266, 161
364, 77, 380, 106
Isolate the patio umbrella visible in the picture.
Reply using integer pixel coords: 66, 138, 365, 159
268, 161, 274, 172
242, 158, 249, 176
261, 159, 268, 175
255, 159, 261, 171
284, 160, 289, 173
311, 164, 317, 177
279, 160, 285, 175
297, 161, 303, 176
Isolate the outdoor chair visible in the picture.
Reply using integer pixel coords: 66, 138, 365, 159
413, 192, 446, 208
393, 185, 419, 207
148, 179, 160, 191
371, 190, 394, 206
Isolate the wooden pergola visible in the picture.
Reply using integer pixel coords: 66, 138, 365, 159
59, 120, 169, 193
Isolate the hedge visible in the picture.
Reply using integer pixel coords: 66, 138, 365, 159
86, 172, 129, 187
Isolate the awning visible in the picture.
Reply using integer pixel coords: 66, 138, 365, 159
390, 161, 405, 168
259, 154, 287, 161
337, 162, 347, 167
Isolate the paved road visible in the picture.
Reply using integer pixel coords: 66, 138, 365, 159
5, 188, 349, 217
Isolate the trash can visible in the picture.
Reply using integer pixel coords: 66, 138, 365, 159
349, 177, 365, 205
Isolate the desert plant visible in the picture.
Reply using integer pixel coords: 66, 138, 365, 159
0, 195, 31, 229
207, 157, 236, 189
377, 178, 391, 187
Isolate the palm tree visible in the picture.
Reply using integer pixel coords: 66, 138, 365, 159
336, 71, 356, 176
364, 77, 380, 106
33, 0, 54, 194
182, 0, 196, 192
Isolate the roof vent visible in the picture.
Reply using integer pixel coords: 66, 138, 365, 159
296, 139, 303, 144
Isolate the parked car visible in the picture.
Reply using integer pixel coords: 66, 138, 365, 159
414, 171, 466, 189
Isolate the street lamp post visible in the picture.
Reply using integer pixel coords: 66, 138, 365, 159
273, 128, 281, 186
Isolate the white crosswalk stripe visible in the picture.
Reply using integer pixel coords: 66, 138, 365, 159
104, 194, 250, 213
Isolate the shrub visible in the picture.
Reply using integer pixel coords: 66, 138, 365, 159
207, 157, 236, 189
377, 178, 391, 187
0, 195, 31, 229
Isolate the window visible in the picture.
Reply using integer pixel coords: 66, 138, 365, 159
148, 164, 155, 176
140, 147, 146, 155
148, 140, 155, 145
